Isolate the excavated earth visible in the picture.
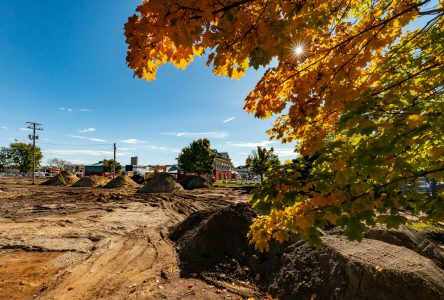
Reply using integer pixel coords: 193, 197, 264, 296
0, 177, 256, 299
1, 176, 443, 300
170, 205, 444, 300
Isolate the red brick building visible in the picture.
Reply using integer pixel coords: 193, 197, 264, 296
212, 150, 233, 182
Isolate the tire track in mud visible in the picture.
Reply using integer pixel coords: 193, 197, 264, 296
40, 227, 168, 299
0, 182, 255, 299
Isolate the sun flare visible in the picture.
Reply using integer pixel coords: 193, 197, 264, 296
287, 41, 307, 62
293, 45, 304, 56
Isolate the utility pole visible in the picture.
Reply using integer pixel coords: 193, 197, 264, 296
26, 122, 43, 185
113, 143, 116, 178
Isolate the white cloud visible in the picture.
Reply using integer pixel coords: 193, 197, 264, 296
67, 108, 73, 112
118, 147, 136, 151
68, 135, 106, 142
222, 116, 235, 123
79, 108, 92, 112
120, 138, 146, 144
274, 149, 297, 157
227, 141, 277, 148
1, 126, 8, 130
78, 127, 96, 133
59, 107, 66, 111
19, 127, 31, 131
60, 107, 73, 112
162, 131, 229, 139
45, 149, 132, 157
45, 149, 112, 156
145, 145, 180, 153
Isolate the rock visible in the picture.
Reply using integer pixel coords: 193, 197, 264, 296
138, 172, 183, 193
180, 175, 212, 190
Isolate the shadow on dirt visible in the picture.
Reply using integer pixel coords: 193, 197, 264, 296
169, 203, 444, 300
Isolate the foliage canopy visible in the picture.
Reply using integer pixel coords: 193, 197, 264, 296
178, 138, 216, 174
101, 159, 122, 174
0, 142, 43, 174
246, 146, 280, 183
125, 0, 444, 250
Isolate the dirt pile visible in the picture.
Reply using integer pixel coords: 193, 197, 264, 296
72, 176, 110, 188
103, 175, 139, 189
170, 204, 444, 300
41, 171, 79, 186
180, 175, 212, 190
364, 225, 444, 269
170, 202, 255, 275
138, 172, 183, 193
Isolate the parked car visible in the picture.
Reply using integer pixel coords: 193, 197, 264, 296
402, 177, 442, 195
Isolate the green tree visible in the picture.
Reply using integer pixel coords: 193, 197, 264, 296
8, 142, 43, 174
246, 147, 280, 183
102, 159, 122, 174
0, 147, 12, 172
178, 138, 216, 175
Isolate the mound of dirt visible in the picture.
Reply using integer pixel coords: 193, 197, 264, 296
138, 172, 183, 193
72, 176, 110, 188
364, 225, 444, 269
170, 204, 444, 300
169, 203, 256, 275
41, 171, 79, 186
103, 175, 139, 189
180, 175, 212, 190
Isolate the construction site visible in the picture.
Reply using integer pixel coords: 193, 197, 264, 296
1, 1, 443, 299
0, 173, 443, 299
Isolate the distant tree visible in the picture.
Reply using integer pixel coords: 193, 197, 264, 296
0, 147, 12, 172
246, 147, 280, 183
178, 138, 216, 175
8, 142, 43, 174
102, 159, 122, 174
48, 158, 70, 171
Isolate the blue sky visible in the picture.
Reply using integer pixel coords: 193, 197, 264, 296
0, 0, 296, 166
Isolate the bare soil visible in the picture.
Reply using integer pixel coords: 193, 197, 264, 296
170, 203, 444, 300
0, 176, 258, 299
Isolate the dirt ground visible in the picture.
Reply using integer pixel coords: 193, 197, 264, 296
0, 176, 260, 300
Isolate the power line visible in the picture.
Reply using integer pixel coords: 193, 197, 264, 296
39, 142, 114, 147
26, 121, 43, 185
113, 142, 116, 178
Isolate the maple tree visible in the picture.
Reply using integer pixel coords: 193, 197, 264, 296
125, 0, 444, 251
246, 146, 280, 183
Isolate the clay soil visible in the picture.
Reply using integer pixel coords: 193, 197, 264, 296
0, 176, 259, 300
